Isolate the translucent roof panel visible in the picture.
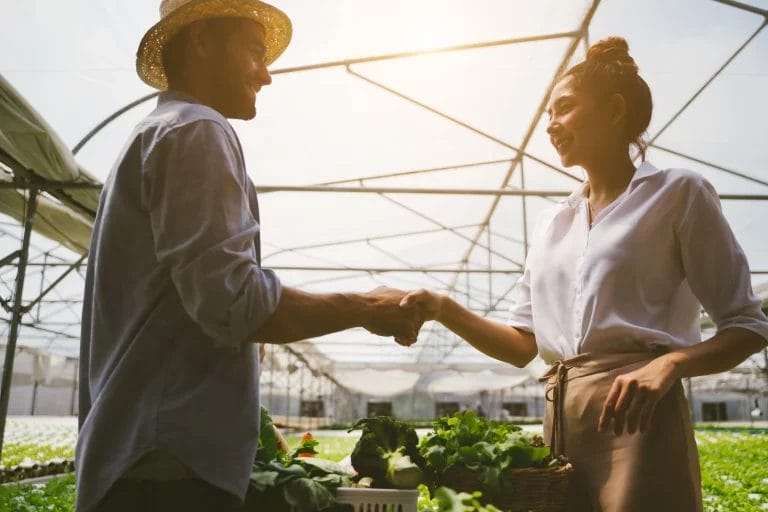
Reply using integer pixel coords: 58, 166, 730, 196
1, 0, 766, 376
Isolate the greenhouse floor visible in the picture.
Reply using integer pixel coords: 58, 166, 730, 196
1, 416, 767, 511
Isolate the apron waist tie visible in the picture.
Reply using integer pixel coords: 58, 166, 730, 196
538, 348, 668, 457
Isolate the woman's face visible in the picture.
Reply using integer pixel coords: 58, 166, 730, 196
546, 76, 616, 169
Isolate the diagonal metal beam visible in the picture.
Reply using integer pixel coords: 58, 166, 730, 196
490, 230, 527, 248
0, 318, 80, 340
290, 271, 375, 288
72, 32, 578, 156
365, 241, 503, 302
274, 32, 580, 74
21, 253, 87, 315
0, 251, 21, 268
648, 19, 767, 146
345, 67, 583, 184
520, 160, 530, 260
377, 193, 523, 267
650, 144, 768, 188
286, 267, 498, 305
449, 0, 601, 291
438, 0, 602, 361
262, 223, 480, 260
267, 265, 522, 274
255, 185, 571, 196
346, 65, 519, 152
711, 0, 768, 17
317, 158, 515, 186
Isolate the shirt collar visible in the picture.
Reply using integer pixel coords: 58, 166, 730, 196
564, 160, 661, 208
158, 89, 202, 106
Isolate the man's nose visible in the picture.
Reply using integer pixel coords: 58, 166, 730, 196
259, 66, 272, 86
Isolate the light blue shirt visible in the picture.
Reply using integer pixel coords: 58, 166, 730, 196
76, 91, 282, 511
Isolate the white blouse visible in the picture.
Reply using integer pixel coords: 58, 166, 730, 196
508, 161, 768, 364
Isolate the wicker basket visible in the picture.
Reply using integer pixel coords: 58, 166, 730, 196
439, 463, 573, 512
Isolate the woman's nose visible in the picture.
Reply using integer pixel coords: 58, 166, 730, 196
546, 119, 560, 136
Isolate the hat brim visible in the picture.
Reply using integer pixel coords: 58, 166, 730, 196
136, 0, 292, 90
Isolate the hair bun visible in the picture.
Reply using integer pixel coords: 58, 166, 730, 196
586, 36, 638, 75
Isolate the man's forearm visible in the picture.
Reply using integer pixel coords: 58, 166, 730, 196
664, 327, 767, 380
253, 286, 372, 343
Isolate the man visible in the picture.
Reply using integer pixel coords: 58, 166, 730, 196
77, 1, 422, 510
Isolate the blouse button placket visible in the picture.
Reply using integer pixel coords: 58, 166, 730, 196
573, 226, 589, 345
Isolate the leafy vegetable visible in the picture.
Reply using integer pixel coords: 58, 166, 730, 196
245, 459, 354, 512
385, 448, 425, 489
433, 487, 503, 512
419, 412, 551, 498
348, 416, 426, 489
256, 406, 282, 463
0, 473, 76, 512
417, 484, 503, 512
247, 408, 355, 512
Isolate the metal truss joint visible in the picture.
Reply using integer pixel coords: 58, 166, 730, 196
0, 251, 21, 268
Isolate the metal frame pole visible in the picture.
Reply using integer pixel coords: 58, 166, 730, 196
0, 188, 39, 458
70, 359, 78, 416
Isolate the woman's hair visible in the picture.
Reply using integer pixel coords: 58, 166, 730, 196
563, 36, 653, 160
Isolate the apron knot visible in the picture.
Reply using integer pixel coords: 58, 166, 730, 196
539, 360, 575, 456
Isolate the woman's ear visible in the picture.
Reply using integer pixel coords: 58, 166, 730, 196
607, 92, 628, 129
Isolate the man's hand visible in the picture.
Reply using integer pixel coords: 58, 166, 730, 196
362, 286, 424, 346
598, 355, 679, 435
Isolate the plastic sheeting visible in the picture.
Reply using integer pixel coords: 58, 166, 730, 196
0, 73, 98, 253
425, 370, 531, 395
0, 187, 92, 254
0, 1, 766, 394
0, 344, 77, 388
333, 368, 421, 397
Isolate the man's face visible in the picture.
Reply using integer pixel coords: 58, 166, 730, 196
207, 19, 272, 120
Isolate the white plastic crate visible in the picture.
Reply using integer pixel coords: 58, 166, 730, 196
335, 487, 419, 512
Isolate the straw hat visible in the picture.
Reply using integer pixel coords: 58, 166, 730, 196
136, 0, 292, 90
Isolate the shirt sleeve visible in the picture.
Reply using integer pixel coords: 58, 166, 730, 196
507, 263, 535, 333
141, 119, 282, 350
677, 178, 768, 343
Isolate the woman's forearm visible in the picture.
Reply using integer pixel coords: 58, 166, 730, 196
664, 327, 767, 380
437, 296, 538, 368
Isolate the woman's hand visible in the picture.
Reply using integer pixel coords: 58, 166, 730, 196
399, 289, 447, 322
598, 355, 681, 435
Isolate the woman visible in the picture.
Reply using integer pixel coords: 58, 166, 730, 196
401, 37, 768, 511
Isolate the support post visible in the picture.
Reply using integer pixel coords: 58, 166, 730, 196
70, 359, 78, 416
30, 380, 38, 416
0, 188, 39, 458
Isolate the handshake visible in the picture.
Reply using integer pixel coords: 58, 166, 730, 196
359, 286, 445, 347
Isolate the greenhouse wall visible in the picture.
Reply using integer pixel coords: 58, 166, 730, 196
689, 394, 767, 423
7, 384, 78, 416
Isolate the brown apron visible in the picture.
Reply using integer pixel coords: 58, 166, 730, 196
540, 349, 703, 512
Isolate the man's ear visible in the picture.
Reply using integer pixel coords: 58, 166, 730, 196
187, 21, 211, 60
607, 92, 627, 129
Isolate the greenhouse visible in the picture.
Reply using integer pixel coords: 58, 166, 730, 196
1, 0, 767, 510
